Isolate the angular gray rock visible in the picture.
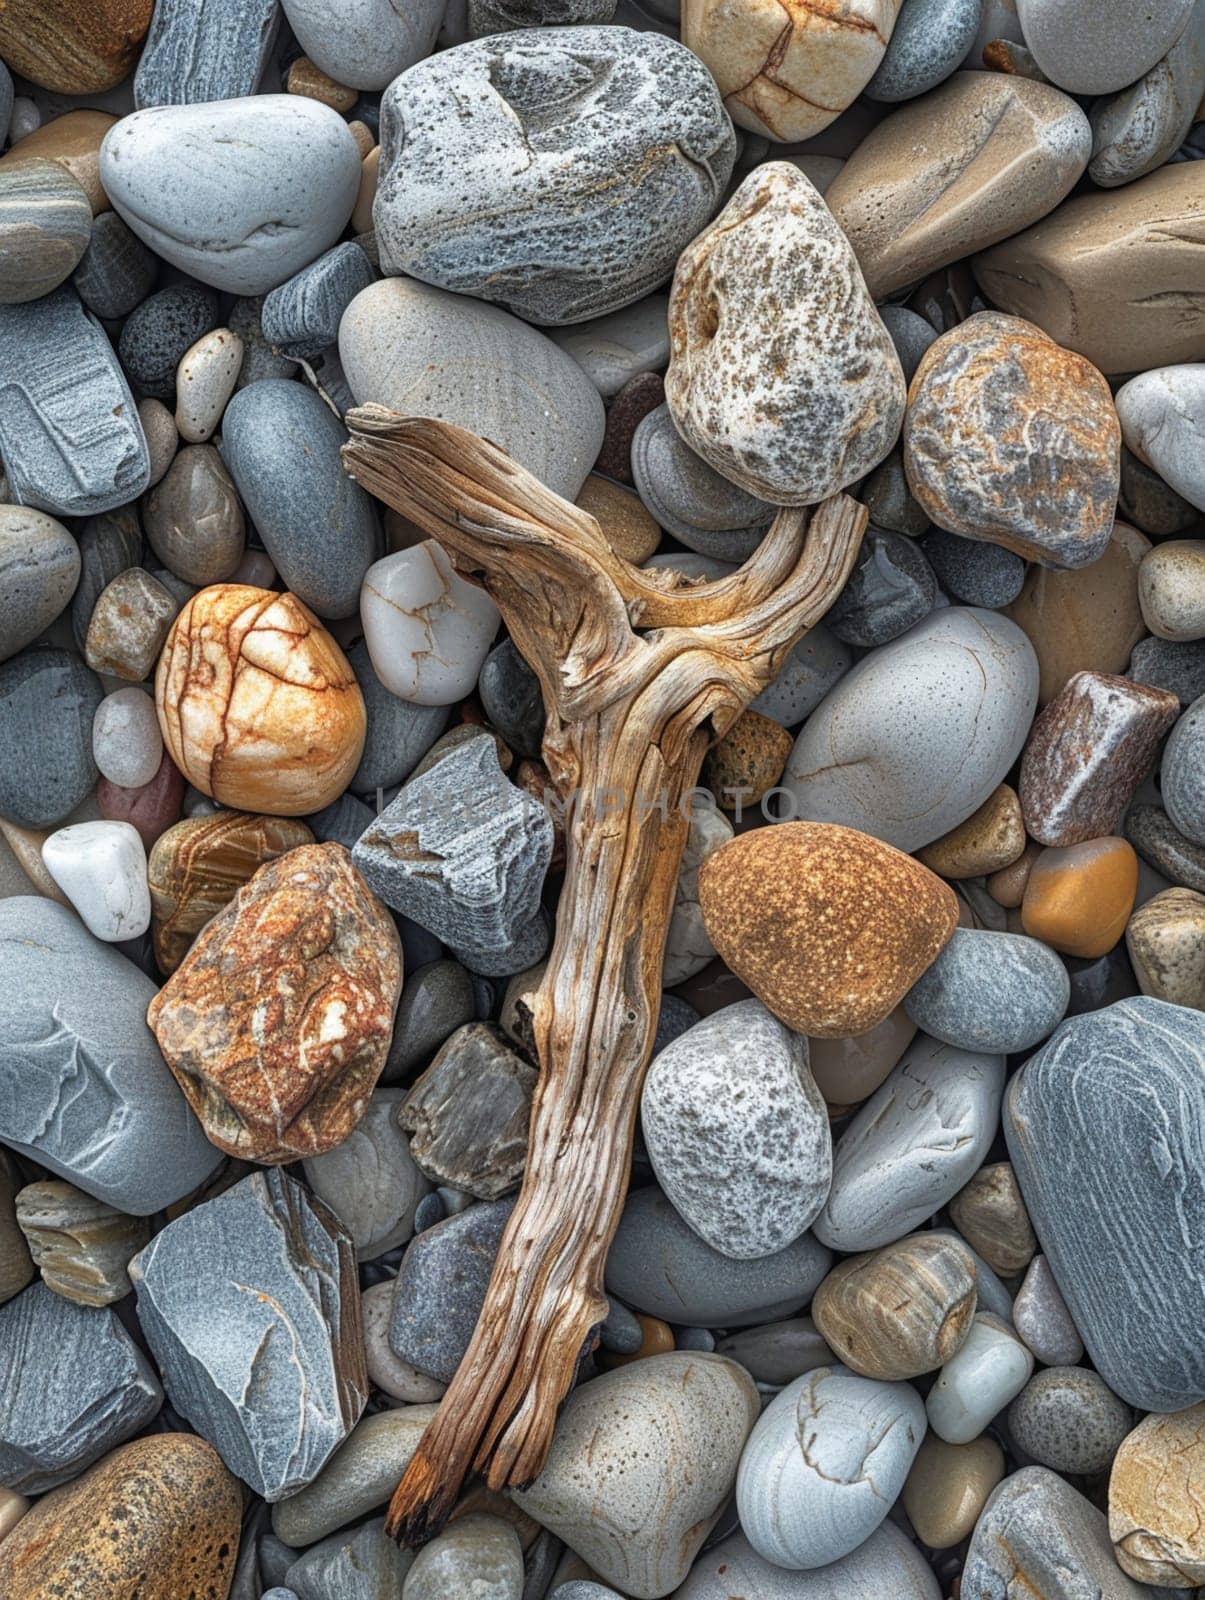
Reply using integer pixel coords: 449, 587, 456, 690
129, 1169, 368, 1500
1006, 996, 1205, 1411
903, 928, 1071, 1053
0, 897, 221, 1214
352, 735, 552, 975
388, 1197, 515, 1382
399, 1023, 537, 1200
0, 287, 149, 516
0, 1282, 162, 1494
261, 243, 375, 361
641, 1000, 831, 1261
134, 0, 280, 106
302, 1088, 430, 1260
373, 27, 736, 324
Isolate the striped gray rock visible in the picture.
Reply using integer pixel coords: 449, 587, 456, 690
261, 243, 374, 361
1006, 996, 1205, 1411
374, 27, 736, 324
352, 735, 552, 974
135, 0, 280, 106
0, 1282, 162, 1494
0, 158, 91, 304
129, 1169, 368, 1500
0, 507, 80, 663
0, 286, 149, 516
72, 211, 157, 319
0, 898, 221, 1213
0, 649, 102, 829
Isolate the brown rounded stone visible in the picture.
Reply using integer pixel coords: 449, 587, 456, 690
0, 111, 118, 214
347, 120, 375, 159
1004, 520, 1151, 705
1126, 887, 1205, 1010
702, 709, 793, 810
948, 1161, 1036, 1276
351, 145, 380, 237
807, 1004, 917, 1110
575, 474, 660, 564
903, 1432, 1006, 1551
148, 809, 315, 974
86, 567, 178, 682
904, 311, 1120, 569
148, 842, 402, 1163
600, 1314, 676, 1370
0, 1432, 240, 1599
1110, 1403, 1205, 1586
987, 838, 1042, 909
97, 748, 186, 853
595, 370, 664, 485
1021, 837, 1139, 958
143, 444, 246, 587
0, 817, 70, 904
698, 821, 959, 1036
812, 1232, 979, 1381
155, 584, 366, 816
286, 55, 357, 111
973, 163, 1205, 375
0, 0, 150, 93
918, 784, 1026, 880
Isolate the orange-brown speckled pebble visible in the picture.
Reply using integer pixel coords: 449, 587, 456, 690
286, 55, 358, 112
699, 822, 959, 1037
702, 709, 794, 810
0, 0, 151, 93
576, 473, 660, 564
1021, 836, 1139, 957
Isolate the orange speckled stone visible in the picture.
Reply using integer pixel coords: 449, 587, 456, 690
702, 709, 794, 810
698, 822, 959, 1037
1021, 837, 1139, 957
287, 55, 357, 112
148, 842, 402, 1163
600, 1314, 676, 1369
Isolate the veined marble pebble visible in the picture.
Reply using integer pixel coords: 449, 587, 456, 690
1109, 1403, 1205, 1587
360, 542, 499, 706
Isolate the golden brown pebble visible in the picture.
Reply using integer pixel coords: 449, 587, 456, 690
347, 119, 376, 159
948, 1161, 1037, 1276
352, 146, 380, 236
904, 1433, 1006, 1551
286, 55, 358, 113
919, 784, 1026, 879
698, 822, 958, 1037
575, 473, 660, 564
812, 1232, 979, 1381
1021, 836, 1139, 958
1125, 887, 1205, 1010
1110, 1403, 1205, 1586
702, 709, 794, 810
599, 1314, 676, 1370
0, 0, 151, 94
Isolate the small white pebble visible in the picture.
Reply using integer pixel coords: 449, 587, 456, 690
175, 327, 243, 443
92, 686, 163, 789
41, 821, 151, 942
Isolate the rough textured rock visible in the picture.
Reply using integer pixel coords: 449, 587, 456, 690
0, 1282, 162, 1493
261, 243, 374, 361
1127, 887, 1205, 1009
826, 73, 1090, 299
815, 1034, 1005, 1253
866, 0, 981, 99
512, 1353, 759, 1600
86, 566, 178, 681
148, 843, 401, 1163
388, 1198, 515, 1382
134, 0, 279, 106
129, 1168, 367, 1500
155, 584, 366, 815
1164, 693, 1205, 846
0, 1433, 241, 1600
641, 999, 830, 1260
1089, 3, 1205, 187
1109, 1402, 1205, 1587
15, 1179, 150, 1306
1006, 996, 1205, 1411
904, 312, 1120, 568
302, 1087, 430, 1259
120, 280, 220, 401
917, 786, 1026, 880
0, 0, 150, 93
665, 163, 904, 506
374, 27, 735, 325
1008, 1365, 1132, 1475
0, 897, 221, 1213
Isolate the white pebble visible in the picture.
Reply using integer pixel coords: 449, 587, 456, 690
926, 1312, 1034, 1444
41, 821, 151, 942
361, 542, 499, 706
174, 328, 244, 443
92, 687, 163, 789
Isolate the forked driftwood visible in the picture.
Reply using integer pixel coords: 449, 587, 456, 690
340, 406, 867, 1543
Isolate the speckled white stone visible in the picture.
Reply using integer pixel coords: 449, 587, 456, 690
814, 1034, 1005, 1253
663, 804, 733, 986
512, 1352, 759, 1600
100, 97, 361, 296
1018, 0, 1194, 93
360, 542, 500, 707
783, 606, 1039, 853
666, 163, 904, 506
736, 1365, 926, 1569
1115, 365, 1205, 515
41, 821, 150, 942
174, 327, 242, 444
91, 686, 163, 789
642, 999, 831, 1261
281, 0, 444, 89
926, 1312, 1034, 1443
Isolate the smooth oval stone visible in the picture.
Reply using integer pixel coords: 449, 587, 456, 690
72, 210, 157, 319
220, 379, 378, 619
92, 687, 162, 790
826, 74, 1090, 301
1008, 1366, 1132, 1475
0, 506, 80, 663
827, 526, 936, 647
1121, 445, 1199, 537
642, 999, 831, 1261
866, 0, 980, 100
1006, 995, 1205, 1411
361, 542, 499, 705
0, 648, 102, 829
902, 1432, 1006, 1553
630, 405, 771, 555
666, 163, 904, 506
134, 0, 279, 106
362, 1282, 446, 1402
143, 442, 244, 585
513, 1352, 759, 1598
119, 281, 220, 402
174, 326, 241, 443
261, 242, 375, 361
347, 639, 449, 796
0, 158, 91, 304
922, 527, 1026, 608
926, 1311, 1033, 1443
736, 1365, 925, 1569
383, 959, 476, 1083
879, 303, 938, 383
1162, 693, 1205, 845
388, 1197, 514, 1382
948, 1160, 1036, 1277
1116, 365, 1205, 516
374, 27, 736, 325
303, 1088, 430, 1260
101, 97, 361, 296
285, 1516, 412, 1600
405, 1514, 522, 1600
677, 1521, 940, 1599
282, 0, 444, 90
478, 639, 544, 761
783, 607, 1038, 853
340, 277, 605, 502
1089, 2, 1205, 187
1018, 0, 1194, 92
814, 1034, 1005, 1254
1138, 540, 1205, 644
715, 1317, 834, 1386
606, 1184, 831, 1327
904, 927, 1070, 1053
550, 293, 670, 398
965, 1465, 1156, 1599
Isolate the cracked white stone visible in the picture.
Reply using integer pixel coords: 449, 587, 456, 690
360, 541, 500, 707
663, 804, 733, 986
41, 820, 150, 942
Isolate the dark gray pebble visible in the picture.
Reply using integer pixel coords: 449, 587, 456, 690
0, 647, 102, 828
118, 281, 220, 400
1127, 803, 1205, 894
827, 525, 936, 646
307, 792, 376, 850
348, 638, 449, 795
135, 0, 280, 107
922, 526, 1027, 607
478, 638, 545, 760
599, 1296, 644, 1354
1129, 635, 1205, 707
653, 994, 700, 1054
383, 958, 478, 1084
388, 1197, 515, 1382
72, 211, 157, 319
261, 242, 375, 361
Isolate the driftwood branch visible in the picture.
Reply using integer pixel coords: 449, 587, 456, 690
341, 406, 867, 1544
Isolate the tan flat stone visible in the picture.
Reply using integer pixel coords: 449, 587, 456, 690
903, 1432, 1005, 1550
0, 111, 117, 214
826, 71, 1089, 298
919, 784, 1026, 879
575, 474, 660, 564
1110, 1402, 1205, 1586
972, 162, 1205, 375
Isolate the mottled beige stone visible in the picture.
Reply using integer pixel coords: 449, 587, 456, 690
903, 1432, 1005, 1550
918, 785, 1026, 879
1110, 1403, 1205, 1586
949, 1161, 1037, 1275
575, 475, 660, 565
1139, 539, 1205, 642
1126, 887, 1205, 1010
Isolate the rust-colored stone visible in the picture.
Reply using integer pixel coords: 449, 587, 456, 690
702, 708, 793, 810
0, 0, 151, 93
147, 842, 402, 1163
148, 809, 315, 974
97, 747, 185, 853
918, 784, 1026, 880
287, 55, 357, 111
